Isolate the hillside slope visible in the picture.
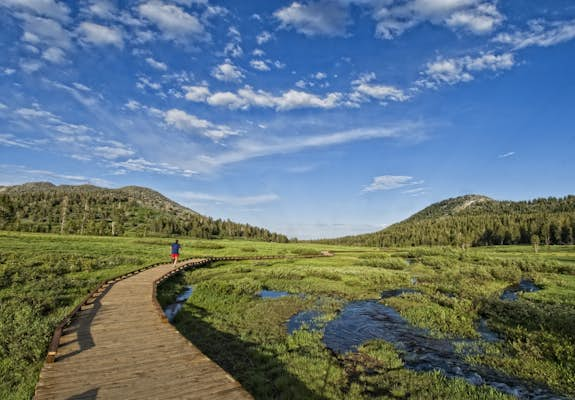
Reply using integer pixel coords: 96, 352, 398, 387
0, 182, 288, 242
319, 194, 575, 247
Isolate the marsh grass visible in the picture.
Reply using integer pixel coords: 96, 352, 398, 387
0, 231, 341, 399
2, 231, 574, 399
163, 245, 575, 399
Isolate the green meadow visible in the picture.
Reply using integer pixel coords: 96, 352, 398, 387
161, 245, 575, 399
0, 231, 338, 399
1, 231, 574, 399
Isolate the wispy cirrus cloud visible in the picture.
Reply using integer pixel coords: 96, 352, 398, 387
0, 133, 47, 149
362, 175, 423, 193
110, 157, 198, 177
493, 19, 575, 50
0, 164, 112, 187
200, 122, 423, 169
176, 191, 280, 206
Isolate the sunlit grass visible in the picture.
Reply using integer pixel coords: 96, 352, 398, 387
164, 245, 575, 399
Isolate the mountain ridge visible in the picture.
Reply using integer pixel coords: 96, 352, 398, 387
318, 194, 575, 247
0, 182, 287, 242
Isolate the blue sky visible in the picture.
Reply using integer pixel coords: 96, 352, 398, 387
1, 0, 574, 239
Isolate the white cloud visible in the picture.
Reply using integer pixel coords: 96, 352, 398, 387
202, 4, 228, 20
0, 103, 7, 110
211, 61, 244, 82
371, 0, 504, 39
250, 60, 270, 71
256, 31, 273, 45
78, 22, 123, 48
16, 107, 59, 121
19, 14, 72, 49
184, 85, 210, 102
125, 99, 141, 110
274, 1, 348, 37
46, 79, 99, 107
206, 91, 245, 109
145, 57, 168, 70
93, 144, 135, 159
295, 80, 308, 88
42, 46, 66, 63
493, 19, 575, 50
138, 1, 204, 40
252, 48, 265, 57
123, 99, 163, 116
314, 72, 327, 80
273, 89, 342, 111
177, 192, 279, 206
72, 82, 91, 91
445, 3, 503, 34
185, 84, 345, 111
165, 108, 210, 129
351, 73, 410, 103
363, 175, 423, 192
498, 151, 515, 158
402, 187, 426, 195
224, 26, 243, 57
0, 133, 44, 149
19, 60, 42, 73
85, 0, 116, 19
224, 42, 243, 58
164, 108, 238, 140
111, 157, 197, 177
419, 52, 514, 87
137, 76, 162, 91
14, 105, 93, 139
3, 0, 70, 22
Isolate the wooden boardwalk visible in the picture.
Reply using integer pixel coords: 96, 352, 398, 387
34, 259, 253, 400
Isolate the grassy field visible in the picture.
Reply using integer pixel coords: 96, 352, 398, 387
0, 231, 344, 399
159, 245, 575, 399
1, 232, 574, 399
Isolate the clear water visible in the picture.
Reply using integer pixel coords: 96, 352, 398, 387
500, 279, 541, 301
163, 286, 193, 322
259, 289, 290, 299
287, 310, 323, 333
288, 288, 564, 399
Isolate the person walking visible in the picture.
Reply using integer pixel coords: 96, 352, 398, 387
170, 239, 181, 265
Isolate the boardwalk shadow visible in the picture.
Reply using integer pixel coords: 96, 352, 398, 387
57, 286, 111, 362
175, 305, 327, 400
66, 387, 98, 400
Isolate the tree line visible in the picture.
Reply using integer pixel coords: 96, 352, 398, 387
318, 196, 575, 247
0, 184, 289, 242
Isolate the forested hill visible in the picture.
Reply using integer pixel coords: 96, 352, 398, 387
318, 194, 575, 247
0, 182, 288, 242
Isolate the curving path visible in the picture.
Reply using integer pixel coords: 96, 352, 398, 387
34, 259, 253, 400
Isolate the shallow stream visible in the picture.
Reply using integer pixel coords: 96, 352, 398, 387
289, 282, 563, 399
